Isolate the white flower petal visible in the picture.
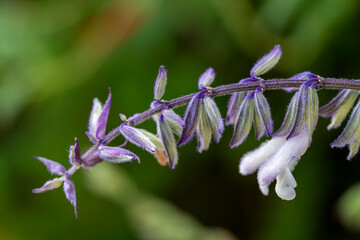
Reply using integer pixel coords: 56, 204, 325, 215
257, 126, 311, 186
275, 168, 297, 200
239, 136, 286, 175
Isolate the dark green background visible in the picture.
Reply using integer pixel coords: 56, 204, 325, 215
1, 0, 360, 239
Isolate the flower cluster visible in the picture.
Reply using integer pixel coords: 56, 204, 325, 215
33, 44, 360, 217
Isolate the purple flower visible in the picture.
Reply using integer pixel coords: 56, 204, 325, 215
86, 89, 112, 143
33, 156, 78, 217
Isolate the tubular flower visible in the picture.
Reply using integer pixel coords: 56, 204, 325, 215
239, 79, 320, 200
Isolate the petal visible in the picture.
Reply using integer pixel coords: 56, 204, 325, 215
88, 98, 102, 136
69, 138, 82, 166
257, 127, 311, 186
137, 128, 164, 150
63, 175, 77, 218
230, 93, 254, 148
83, 152, 103, 167
273, 92, 298, 137
203, 97, 224, 142
95, 89, 112, 140
239, 136, 286, 175
177, 93, 202, 146
275, 168, 297, 200
226, 91, 247, 125
154, 66, 167, 100
250, 45, 282, 78
34, 156, 66, 175
198, 68, 215, 89
162, 109, 184, 136
196, 102, 212, 153
120, 125, 156, 153
32, 178, 63, 193
158, 114, 178, 169
254, 90, 273, 136
331, 100, 360, 147
98, 146, 140, 164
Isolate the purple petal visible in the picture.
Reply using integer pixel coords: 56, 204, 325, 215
32, 178, 63, 193
331, 100, 360, 148
120, 125, 156, 153
158, 114, 178, 169
250, 45, 282, 78
254, 89, 273, 136
198, 68, 215, 89
177, 92, 202, 146
203, 97, 224, 143
226, 91, 247, 125
287, 85, 307, 139
83, 152, 103, 167
98, 146, 140, 164
274, 92, 298, 137
95, 89, 112, 140
34, 156, 66, 175
63, 174, 77, 218
319, 90, 349, 117
230, 93, 255, 148
154, 66, 168, 100
69, 138, 82, 166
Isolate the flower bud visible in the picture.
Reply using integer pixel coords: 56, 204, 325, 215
154, 66, 167, 100
98, 146, 140, 163
226, 91, 248, 125
250, 45, 282, 78
254, 89, 273, 138
203, 97, 224, 143
158, 114, 178, 169
319, 89, 358, 130
331, 100, 360, 160
196, 101, 212, 153
177, 92, 202, 146
162, 109, 184, 136
230, 93, 255, 148
198, 68, 215, 89
120, 125, 156, 153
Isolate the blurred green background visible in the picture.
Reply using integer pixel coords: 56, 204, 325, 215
1, 0, 360, 239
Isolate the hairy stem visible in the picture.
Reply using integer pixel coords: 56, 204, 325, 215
78, 77, 360, 175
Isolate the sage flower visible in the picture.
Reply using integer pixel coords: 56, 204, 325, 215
239, 81, 319, 200
86, 89, 112, 143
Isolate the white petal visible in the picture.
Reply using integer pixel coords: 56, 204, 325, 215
257, 126, 311, 186
259, 184, 269, 196
89, 98, 102, 135
275, 168, 297, 200
239, 136, 286, 175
